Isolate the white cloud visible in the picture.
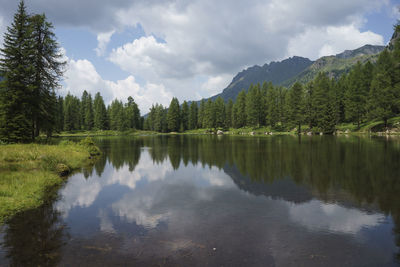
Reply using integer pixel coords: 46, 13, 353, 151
289, 200, 383, 234
94, 30, 115, 56
62, 56, 173, 113
287, 24, 384, 59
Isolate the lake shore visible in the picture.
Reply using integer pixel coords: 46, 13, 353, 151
55, 116, 400, 138
0, 138, 101, 222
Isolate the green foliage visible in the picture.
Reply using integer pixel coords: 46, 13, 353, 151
0, 141, 100, 221
181, 101, 189, 131
167, 97, 180, 132
233, 91, 246, 128
93, 92, 108, 130
188, 101, 198, 130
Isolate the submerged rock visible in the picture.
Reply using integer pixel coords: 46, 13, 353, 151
217, 130, 224, 135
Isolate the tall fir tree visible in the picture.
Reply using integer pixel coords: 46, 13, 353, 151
29, 13, 65, 137
225, 99, 233, 129
288, 82, 304, 133
93, 92, 108, 130
181, 101, 189, 131
266, 84, 279, 128
233, 90, 246, 128
0, 1, 34, 142
214, 97, 225, 129
246, 84, 261, 127
167, 97, 180, 132
188, 101, 198, 130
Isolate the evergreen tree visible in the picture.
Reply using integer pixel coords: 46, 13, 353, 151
266, 84, 279, 128
126, 96, 140, 129
109, 99, 127, 131
288, 82, 304, 133
368, 49, 396, 127
313, 72, 335, 133
55, 96, 64, 132
84, 93, 94, 130
167, 97, 180, 132
63, 93, 80, 131
214, 97, 225, 129
246, 84, 261, 127
204, 99, 216, 130
93, 92, 108, 130
344, 62, 369, 128
198, 99, 205, 128
188, 102, 198, 130
181, 101, 189, 131
233, 90, 246, 128
225, 99, 233, 128
0, 1, 34, 142
29, 13, 65, 137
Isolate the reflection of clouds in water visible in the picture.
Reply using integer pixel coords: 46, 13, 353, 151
112, 194, 169, 229
288, 200, 383, 234
56, 151, 173, 217
111, 165, 234, 228
55, 174, 103, 217
98, 209, 116, 234
56, 150, 233, 221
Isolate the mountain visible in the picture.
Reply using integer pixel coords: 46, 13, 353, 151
205, 44, 385, 102
209, 56, 313, 102
282, 44, 385, 87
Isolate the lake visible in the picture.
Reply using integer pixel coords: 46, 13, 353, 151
1, 135, 400, 266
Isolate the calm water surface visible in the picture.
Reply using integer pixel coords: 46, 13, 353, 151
1, 135, 400, 266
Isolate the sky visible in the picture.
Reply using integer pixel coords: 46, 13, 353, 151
0, 0, 399, 113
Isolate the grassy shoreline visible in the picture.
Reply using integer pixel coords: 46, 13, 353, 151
0, 138, 100, 222
55, 116, 400, 138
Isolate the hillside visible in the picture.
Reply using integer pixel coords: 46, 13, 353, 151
209, 56, 313, 102
282, 45, 385, 87
205, 44, 385, 102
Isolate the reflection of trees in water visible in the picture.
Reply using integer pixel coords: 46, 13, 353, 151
1, 194, 68, 266
140, 135, 400, 258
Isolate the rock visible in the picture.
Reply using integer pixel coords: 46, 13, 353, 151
320, 132, 323, 135
217, 130, 224, 135
345, 129, 350, 134
56, 163, 70, 176
249, 131, 255, 135
307, 132, 312, 136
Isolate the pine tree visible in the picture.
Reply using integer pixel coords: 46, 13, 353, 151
368, 49, 396, 127
225, 99, 233, 128
188, 102, 198, 130
246, 84, 261, 127
313, 72, 335, 133
288, 82, 304, 133
93, 92, 108, 130
266, 84, 279, 128
0, 1, 34, 142
197, 99, 205, 129
29, 13, 65, 137
214, 97, 225, 129
85, 93, 94, 130
344, 62, 369, 128
63, 93, 80, 131
167, 97, 180, 132
181, 101, 189, 131
204, 99, 216, 130
233, 90, 246, 128
126, 96, 140, 129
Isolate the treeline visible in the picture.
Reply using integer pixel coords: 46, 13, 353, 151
55, 91, 142, 132
146, 25, 400, 134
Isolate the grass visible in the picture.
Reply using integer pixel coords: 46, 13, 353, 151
0, 138, 101, 222
56, 129, 159, 137
336, 116, 400, 134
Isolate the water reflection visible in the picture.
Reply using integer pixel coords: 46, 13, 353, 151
1, 135, 400, 266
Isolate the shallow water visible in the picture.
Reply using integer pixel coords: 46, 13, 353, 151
1, 135, 400, 266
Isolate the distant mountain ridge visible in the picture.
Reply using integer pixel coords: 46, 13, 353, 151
204, 44, 385, 102
209, 56, 313, 102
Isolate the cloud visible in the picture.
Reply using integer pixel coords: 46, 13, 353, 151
287, 24, 384, 59
94, 30, 115, 56
0, 0, 390, 103
62, 56, 173, 113
289, 200, 383, 234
